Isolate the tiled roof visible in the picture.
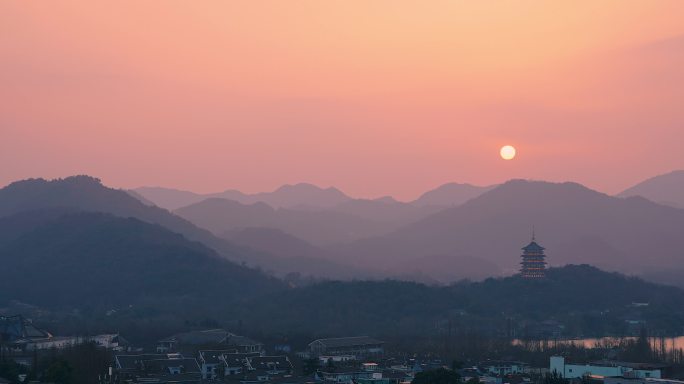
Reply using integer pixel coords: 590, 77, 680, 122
227, 334, 262, 347
222, 352, 261, 367
247, 356, 292, 371
200, 349, 238, 364
309, 336, 384, 348
522, 241, 545, 252
159, 329, 229, 344
143, 358, 201, 373
0, 315, 51, 341
116, 354, 169, 370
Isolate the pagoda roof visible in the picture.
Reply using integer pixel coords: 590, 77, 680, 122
522, 241, 545, 252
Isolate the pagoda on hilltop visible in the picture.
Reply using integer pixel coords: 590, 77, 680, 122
520, 230, 547, 279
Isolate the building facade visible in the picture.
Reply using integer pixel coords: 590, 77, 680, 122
309, 336, 384, 358
550, 356, 663, 379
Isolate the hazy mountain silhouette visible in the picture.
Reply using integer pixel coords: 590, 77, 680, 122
126, 189, 156, 206
222, 227, 369, 279
131, 186, 206, 210
134, 182, 491, 235
411, 182, 495, 207
326, 198, 442, 228
333, 179, 684, 283
9, 175, 684, 285
0, 176, 358, 279
223, 227, 328, 259
0, 176, 255, 263
250, 183, 350, 208
0, 210, 282, 309
134, 183, 351, 210
619, 170, 684, 208
174, 198, 391, 245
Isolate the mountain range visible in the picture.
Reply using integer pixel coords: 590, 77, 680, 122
134, 181, 493, 247
133, 182, 493, 211
137, 173, 684, 285
174, 198, 391, 245
1, 172, 684, 286
134, 183, 351, 211
332, 179, 684, 283
0, 176, 357, 279
4, 172, 684, 340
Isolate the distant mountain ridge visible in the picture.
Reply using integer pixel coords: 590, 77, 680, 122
619, 170, 684, 208
0, 176, 356, 279
332, 179, 684, 284
7, 174, 684, 286
133, 181, 495, 210
134, 183, 351, 210
174, 197, 391, 245
223, 227, 369, 279
134, 182, 492, 247
0, 176, 254, 264
411, 182, 495, 207
327, 198, 442, 225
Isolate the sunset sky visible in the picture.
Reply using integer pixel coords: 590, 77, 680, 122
2, 1, 683, 200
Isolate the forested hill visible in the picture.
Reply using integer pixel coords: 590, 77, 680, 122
2, 210, 682, 342
239, 265, 684, 337
0, 210, 283, 309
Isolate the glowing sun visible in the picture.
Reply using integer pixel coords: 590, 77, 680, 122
500, 145, 516, 160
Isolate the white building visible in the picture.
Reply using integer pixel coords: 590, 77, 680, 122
480, 360, 527, 376
14, 333, 126, 352
550, 356, 662, 379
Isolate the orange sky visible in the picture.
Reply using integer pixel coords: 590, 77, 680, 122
1, 1, 684, 200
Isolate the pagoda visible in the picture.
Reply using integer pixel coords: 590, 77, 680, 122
520, 231, 547, 278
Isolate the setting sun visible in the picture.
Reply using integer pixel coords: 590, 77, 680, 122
500, 145, 516, 160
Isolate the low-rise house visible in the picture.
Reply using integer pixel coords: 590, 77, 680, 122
115, 353, 201, 383
2, 315, 128, 353
0, 315, 51, 346
362, 363, 380, 372
319, 355, 356, 365
246, 356, 294, 375
356, 373, 392, 384
157, 329, 263, 354
115, 354, 170, 373
199, 349, 238, 379
380, 370, 413, 384
480, 360, 528, 376
15, 333, 128, 352
222, 352, 262, 376
143, 357, 202, 376
227, 334, 264, 353
309, 337, 384, 358
236, 370, 272, 383
319, 370, 410, 384
550, 356, 665, 379
319, 371, 374, 384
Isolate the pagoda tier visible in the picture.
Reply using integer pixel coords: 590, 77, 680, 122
520, 238, 547, 279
